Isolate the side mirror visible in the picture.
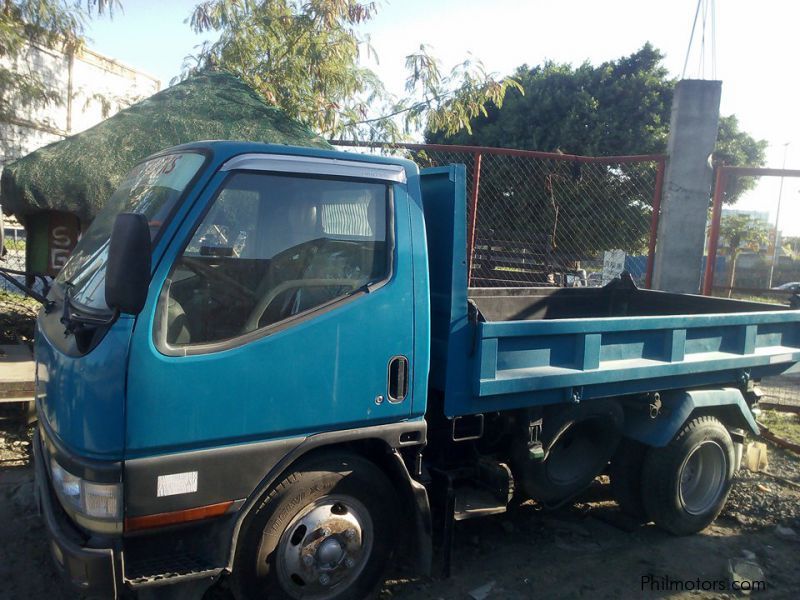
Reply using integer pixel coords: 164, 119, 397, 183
106, 213, 151, 315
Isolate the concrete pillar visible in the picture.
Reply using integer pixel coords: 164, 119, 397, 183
652, 79, 722, 294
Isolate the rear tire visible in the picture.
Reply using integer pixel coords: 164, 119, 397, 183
641, 416, 734, 535
517, 400, 623, 504
232, 452, 398, 600
609, 437, 647, 519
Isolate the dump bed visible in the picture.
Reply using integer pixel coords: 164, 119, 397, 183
419, 165, 800, 417
465, 285, 800, 414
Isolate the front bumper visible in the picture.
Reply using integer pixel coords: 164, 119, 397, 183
33, 429, 118, 598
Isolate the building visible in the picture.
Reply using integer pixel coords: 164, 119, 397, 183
0, 41, 159, 280
1, 41, 160, 169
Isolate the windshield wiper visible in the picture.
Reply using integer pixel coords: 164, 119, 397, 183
60, 282, 117, 335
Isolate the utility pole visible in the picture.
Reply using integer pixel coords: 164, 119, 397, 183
768, 142, 790, 288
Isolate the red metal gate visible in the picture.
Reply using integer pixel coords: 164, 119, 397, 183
703, 165, 800, 301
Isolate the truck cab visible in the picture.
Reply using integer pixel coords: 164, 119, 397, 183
34, 142, 431, 597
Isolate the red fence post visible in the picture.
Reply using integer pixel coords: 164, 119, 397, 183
702, 166, 726, 296
467, 152, 483, 287
645, 157, 666, 289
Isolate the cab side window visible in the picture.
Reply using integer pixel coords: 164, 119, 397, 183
159, 172, 390, 347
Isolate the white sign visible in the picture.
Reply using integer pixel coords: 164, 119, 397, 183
602, 249, 626, 285
157, 471, 198, 497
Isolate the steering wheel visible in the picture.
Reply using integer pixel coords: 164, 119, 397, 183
181, 256, 255, 301
243, 278, 360, 332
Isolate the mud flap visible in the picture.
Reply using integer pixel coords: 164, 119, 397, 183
388, 450, 432, 576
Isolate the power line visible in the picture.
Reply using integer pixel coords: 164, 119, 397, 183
682, 0, 702, 79
682, 0, 717, 80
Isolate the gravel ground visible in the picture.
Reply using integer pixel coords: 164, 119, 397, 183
724, 444, 800, 527
1, 418, 799, 600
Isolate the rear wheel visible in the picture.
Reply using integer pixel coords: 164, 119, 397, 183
232, 452, 397, 600
641, 416, 734, 535
516, 400, 623, 504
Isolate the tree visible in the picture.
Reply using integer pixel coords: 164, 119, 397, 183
423, 45, 767, 261
427, 44, 765, 202
186, 0, 521, 140
718, 213, 769, 295
0, 1, 120, 121
427, 45, 673, 154
714, 114, 768, 202
783, 236, 800, 260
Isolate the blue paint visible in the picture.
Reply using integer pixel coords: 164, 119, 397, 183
124, 145, 422, 455
35, 315, 133, 459
623, 255, 647, 283
418, 165, 474, 415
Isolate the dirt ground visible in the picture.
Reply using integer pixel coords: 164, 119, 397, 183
2, 408, 800, 600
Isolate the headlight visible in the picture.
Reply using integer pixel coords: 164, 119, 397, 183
49, 457, 122, 532
50, 460, 80, 501
82, 481, 121, 520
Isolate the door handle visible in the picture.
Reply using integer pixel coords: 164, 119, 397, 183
387, 356, 409, 403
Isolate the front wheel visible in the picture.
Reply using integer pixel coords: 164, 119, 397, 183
232, 452, 398, 600
641, 416, 735, 535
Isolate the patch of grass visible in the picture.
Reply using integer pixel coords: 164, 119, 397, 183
0, 290, 39, 311
759, 409, 800, 445
2, 239, 26, 252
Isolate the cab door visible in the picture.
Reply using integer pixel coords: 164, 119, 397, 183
125, 154, 416, 454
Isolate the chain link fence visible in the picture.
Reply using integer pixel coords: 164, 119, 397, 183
1, 243, 38, 346
760, 374, 800, 408
1, 236, 27, 295
332, 141, 666, 288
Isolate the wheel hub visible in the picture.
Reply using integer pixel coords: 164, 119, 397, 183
316, 536, 345, 566
276, 496, 373, 599
679, 440, 727, 516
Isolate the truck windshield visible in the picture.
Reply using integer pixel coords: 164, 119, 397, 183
55, 152, 206, 310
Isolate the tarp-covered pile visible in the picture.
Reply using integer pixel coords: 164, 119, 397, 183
1, 70, 331, 224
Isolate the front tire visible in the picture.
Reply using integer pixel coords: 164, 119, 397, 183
232, 452, 397, 600
641, 416, 735, 535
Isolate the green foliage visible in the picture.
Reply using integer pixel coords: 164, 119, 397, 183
718, 213, 770, 291
186, 0, 521, 140
719, 213, 770, 257
2, 71, 330, 223
0, 1, 120, 120
426, 44, 673, 155
783, 236, 800, 260
713, 115, 768, 202
427, 43, 766, 205
423, 44, 768, 258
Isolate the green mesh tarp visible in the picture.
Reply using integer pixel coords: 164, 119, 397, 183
0, 70, 331, 224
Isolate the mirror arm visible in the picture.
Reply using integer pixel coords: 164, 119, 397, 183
60, 288, 118, 335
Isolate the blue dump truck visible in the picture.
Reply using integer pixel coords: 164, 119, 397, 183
32, 142, 800, 599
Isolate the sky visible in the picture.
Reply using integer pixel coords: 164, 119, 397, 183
86, 0, 800, 235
